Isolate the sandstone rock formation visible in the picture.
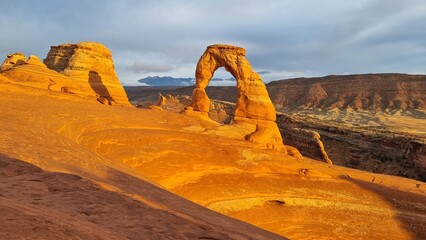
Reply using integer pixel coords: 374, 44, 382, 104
0, 52, 26, 72
157, 93, 181, 108
44, 42, 130, 106
277, 114, 333, 164
187, 44, 283, 149
157, 93, 167, 107
1, 54, 82, 93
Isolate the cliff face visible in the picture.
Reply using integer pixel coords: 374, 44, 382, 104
277, 114, 332, 164
267, 74, 426, 111
44, 42, 130, 106
277, 114, 426, 181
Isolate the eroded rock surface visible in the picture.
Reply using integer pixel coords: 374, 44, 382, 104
187, 44, 284, 149
277, 114, 333, 164
0, 52, 26, 72
1, 54, 83, 93
44, 42, 130, 106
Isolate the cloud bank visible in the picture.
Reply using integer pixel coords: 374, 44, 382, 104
0, 0, 425, 85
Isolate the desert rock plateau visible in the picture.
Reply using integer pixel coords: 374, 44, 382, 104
1, 43, 426, 240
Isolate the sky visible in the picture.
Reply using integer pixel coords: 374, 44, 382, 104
0, 0, 425, 85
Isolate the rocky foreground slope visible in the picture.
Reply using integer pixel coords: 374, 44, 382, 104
1, 42, 426, 239
0, 77, 283, 240
1, 75, 426, 239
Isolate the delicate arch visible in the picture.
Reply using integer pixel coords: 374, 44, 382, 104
190, 44, 276, 122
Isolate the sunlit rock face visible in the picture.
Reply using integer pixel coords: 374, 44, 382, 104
0, 54, 86, 93
44, 42, 130, 106
0, 52, 26, 72
188, 44, 284, 150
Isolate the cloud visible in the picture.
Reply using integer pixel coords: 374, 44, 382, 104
258, 71, 272, 75
1, 0, 425, 85
126, 61, 174, 74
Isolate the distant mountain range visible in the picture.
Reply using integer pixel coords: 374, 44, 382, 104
137, 76, 236, 86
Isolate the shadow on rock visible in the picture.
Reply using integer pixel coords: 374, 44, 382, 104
89, 71, 116, 105
0, 153, 285, 240
341, 175, 426, 239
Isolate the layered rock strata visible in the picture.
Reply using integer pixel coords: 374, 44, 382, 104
44, 42, 130, 106
186, 44, 283, 149
268, 74, 426, 111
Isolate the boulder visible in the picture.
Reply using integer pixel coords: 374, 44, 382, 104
26, 55, 46, 67
44, 42, 130, 106
0, 52, 26, 72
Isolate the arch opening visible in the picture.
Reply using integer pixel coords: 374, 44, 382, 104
204, 67, 238, 124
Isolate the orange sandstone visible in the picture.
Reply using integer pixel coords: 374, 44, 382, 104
44, 42, 130, 106
187, 44, 285, 150
1, 54, 83, 93
0, 52, 26, 72
0, 61, 425, 240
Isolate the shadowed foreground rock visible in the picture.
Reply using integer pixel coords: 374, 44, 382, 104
0, 154, 285, 240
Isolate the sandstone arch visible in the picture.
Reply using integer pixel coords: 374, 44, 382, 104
191, 44, 276, 122
188, 44, 286, 150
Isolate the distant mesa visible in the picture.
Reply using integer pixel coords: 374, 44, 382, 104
138, 76, 195, 86
184, 44, 294, 152
137, 76, 236, 87
268, 73, 426, 111
0, 42, 131, 106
